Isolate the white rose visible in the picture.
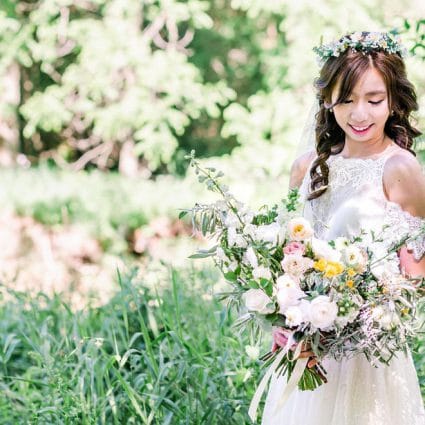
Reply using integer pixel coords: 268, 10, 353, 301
284, 305, 305, 327
277, 286, 306, 312
252, 266, 272, 281
343, 245, 367, 271
244, 289, 275, 314
243, 247, 258, 269
276, 274, 299, 291
308, 295, 338, 330
287, 217, 314, 241
311, 237, 341, 262
281, 254, 314, 277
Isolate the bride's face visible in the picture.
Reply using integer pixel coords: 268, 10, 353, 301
331, 67, 390, 144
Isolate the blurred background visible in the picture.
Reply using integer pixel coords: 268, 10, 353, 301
0, 1, 424, 423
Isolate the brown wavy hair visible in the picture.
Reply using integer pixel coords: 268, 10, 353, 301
308, 33, 421, 200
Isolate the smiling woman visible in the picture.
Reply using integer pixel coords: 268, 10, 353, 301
263, 31, 425, 425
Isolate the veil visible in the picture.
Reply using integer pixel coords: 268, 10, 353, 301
295, 101, 320, 158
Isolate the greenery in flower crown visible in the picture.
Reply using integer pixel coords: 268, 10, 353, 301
313, 31, 408, 66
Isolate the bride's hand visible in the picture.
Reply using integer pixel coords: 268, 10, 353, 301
271, 327, 290, 352
272, 328, 318, 369
298, 341, 318, 369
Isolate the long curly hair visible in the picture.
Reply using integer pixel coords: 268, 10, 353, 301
308, 35, 421, 201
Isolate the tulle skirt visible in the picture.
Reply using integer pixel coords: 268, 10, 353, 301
261, 350, 425, 425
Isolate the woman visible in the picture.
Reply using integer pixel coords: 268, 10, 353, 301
262, 31, 425, 425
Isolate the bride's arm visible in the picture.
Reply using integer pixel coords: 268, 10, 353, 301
384, 153, 425, 278
288, 150, 316, 190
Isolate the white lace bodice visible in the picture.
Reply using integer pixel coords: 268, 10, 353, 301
299, 151, 425, 261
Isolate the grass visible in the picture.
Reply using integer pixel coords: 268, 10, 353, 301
0, 265, 265, 424
0, 262, 423, 424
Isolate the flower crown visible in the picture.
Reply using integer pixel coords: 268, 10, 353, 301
313, 31, 407, 66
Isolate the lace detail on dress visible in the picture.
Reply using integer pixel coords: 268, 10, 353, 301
300, 155, 390, 239
299, 153, 425, 260
327, 155, 388, 190
385, 201, 425, 261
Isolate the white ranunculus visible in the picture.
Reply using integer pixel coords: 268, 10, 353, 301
252, 266, 272, 281
244, 289, 275, 314
311, 237, 341, 262
276, 274, 299, 291
334, 237, 349, 251
283, 305, 305, 327
281, 254, 314, 278
243, 246, 258, 269
287, 217, 314, 241
309, 295, 338, 330
277, 286, 306, 312
343, 245, 367, 271
228, 228, 248, 248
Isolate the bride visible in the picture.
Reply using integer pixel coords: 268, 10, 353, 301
262, 31, 425, 425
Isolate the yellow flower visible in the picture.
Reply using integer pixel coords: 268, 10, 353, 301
314, 258, 327, 272
347, 268, 356, 277
346, 279, 355, 289
315, 259, 345, 278
401, 307, 409, 315
324, 261, 345, 278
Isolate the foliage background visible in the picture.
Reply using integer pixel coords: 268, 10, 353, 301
0, 0, 424, 423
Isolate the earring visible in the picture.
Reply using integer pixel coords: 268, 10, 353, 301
329, 108, 333, 113
391, 110, 395, 116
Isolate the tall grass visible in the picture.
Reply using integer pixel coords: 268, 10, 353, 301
0, 266, 263, 424
0, 264, 423, 424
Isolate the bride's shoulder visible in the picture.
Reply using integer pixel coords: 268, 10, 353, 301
289, 150, 316, 189
383, 148, 425, 217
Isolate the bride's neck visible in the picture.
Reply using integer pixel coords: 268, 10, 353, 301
340, 135, 391, 158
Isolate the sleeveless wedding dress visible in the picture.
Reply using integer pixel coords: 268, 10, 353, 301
261, 145, 425, 425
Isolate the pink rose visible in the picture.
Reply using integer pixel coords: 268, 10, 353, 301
283, 241, 306, 256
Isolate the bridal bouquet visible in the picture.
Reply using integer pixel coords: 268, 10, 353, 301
182, 152, 424, 420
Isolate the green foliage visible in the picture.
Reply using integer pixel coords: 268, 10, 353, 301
0, 1, 423, 176
0, 266, 265, 423
0, 0, 236, 173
